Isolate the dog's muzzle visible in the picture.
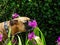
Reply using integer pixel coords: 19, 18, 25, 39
24, 19, 34, 32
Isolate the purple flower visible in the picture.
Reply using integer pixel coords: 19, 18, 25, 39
57, 36, 60, 42
57, 42, 60, 45
28, 20, 37, 28
57, 36, 60, 45
12, 13, 19, 19
0, 34, 3, 41
28, 32, 36, 40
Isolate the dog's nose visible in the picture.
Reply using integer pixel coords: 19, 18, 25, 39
24, 20, 34, 32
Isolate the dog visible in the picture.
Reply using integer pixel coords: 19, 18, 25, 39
0, 17, 30, 43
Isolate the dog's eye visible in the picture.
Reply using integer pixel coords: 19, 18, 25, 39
10, 20, 18, 26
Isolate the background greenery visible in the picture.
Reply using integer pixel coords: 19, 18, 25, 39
0, 0, 60, 45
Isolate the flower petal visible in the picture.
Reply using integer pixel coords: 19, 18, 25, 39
0, 34, 3, 41
28, 20, 37, 28
28, 32, 36, 40
57, 36, 60, 42
12, 13, 19, 19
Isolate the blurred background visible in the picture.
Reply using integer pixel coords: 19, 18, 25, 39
0, 0, 60, 45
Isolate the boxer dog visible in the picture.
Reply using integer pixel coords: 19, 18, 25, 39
0, 17, 30, 44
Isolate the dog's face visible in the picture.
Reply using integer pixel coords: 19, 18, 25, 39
0, 17, 31, 42
10, 17, 30, 35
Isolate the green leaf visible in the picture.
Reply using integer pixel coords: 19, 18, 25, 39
25, 33, 28, 45
34, 27, 39, 36
8, 28, 11, 38
26, 40, 29, 45
34, 36, 43, 45
17, 35, 22, 45
34, 27, 46, 45
7, 41, 12, 45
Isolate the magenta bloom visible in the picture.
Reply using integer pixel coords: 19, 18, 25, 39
28, 20, 37, 28
56, 36, 60, 45
28, 32, 36, 40
57, 36, 60, 42
12, 13, 19, 19
0, 34, 3, 41
57, 42, 60, 45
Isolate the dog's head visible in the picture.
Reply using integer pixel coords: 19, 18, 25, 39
10, 17, 32, 35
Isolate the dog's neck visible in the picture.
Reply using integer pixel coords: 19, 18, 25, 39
5, 21, 20, 35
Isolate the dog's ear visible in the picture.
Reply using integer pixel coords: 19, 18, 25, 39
10, 20, 18, 26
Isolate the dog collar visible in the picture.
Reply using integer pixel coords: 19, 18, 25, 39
4, 21, 9, 34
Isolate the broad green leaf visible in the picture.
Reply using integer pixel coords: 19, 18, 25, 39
34, 36, 43, 45
7, 41, 12, 45
34, 27, 46, 45
34, 27, 39, 36
17, 35, 22, 45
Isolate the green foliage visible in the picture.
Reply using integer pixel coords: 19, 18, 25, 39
26, 27, 46, 45
34, 27, 46, 45
7, 41, 12, 45
0, 0, 60, 45
17, 35, 22, 45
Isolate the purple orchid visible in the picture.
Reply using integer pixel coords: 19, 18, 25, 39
57, 36, 60, 45
28, 20, 37, 28
57, 42, 60, 45
57, 36, 60, 42
28, 32, 36, 40
0, 34, 3, 41
12, 13, 19, 19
